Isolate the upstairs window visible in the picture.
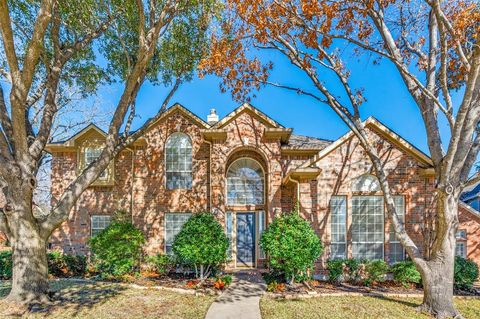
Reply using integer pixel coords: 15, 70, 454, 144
84, 147, 107, 179
165, 133, 192, 190
227, 158, 264, 205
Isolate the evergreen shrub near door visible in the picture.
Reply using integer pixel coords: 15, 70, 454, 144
173, 212, 229, 280
89, 221, 145, 278
261, 212, 323, 284
454, 256, 479, 290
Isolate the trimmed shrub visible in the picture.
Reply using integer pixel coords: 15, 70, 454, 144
173, 212, 229, 280
391, 261, 421, 287
47, 252, 87, 277
454, 256, 479, 290
363, 260, 389, 286
326, 259, 345, 283
146, 253, 174, 275
0, 250, 12, 279
260, 212, 323, 284
89, 221, 145, 278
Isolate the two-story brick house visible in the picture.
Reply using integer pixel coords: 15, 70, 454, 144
45, 103, 480, 270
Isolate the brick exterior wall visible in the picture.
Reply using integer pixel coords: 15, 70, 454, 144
45, 104, 480, 270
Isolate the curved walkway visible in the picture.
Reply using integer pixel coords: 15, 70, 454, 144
205, 270, 266, 319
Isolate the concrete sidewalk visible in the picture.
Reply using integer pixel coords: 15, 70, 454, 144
205, 270, 266, 319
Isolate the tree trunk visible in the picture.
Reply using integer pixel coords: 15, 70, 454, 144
5, 195, 50, 305
417, 192, 460, 319
419, 258, 459, 319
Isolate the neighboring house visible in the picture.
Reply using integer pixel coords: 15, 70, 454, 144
43, 103, 480, 271
461, 174, 480, 211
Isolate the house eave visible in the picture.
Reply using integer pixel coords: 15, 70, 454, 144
263, 128, 292, 142
283, 167, 321, 184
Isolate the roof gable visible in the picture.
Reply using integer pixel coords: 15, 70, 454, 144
144, 103, 210, 131
212, 103, 284, 129
299, 117, 433, 169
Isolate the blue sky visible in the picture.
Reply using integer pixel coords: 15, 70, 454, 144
97, 47, 457, 155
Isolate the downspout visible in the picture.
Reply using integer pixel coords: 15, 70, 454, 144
129, 147, 135, 224
204, 139, 213, 211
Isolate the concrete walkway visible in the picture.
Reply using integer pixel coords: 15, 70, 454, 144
205, 270, 266, 319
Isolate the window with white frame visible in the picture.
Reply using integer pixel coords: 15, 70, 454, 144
227, 158, 264, 205
165, 213, 192, 254
91, 215, 112, 237
455, 230, 467, 258
258, 211, 266, 259
388, 196, 406, 264
85, 148, 107, 179
351, 196, 384, 259
226, 212, 233, 259
330, 196, 347, 259
165, 133, 192, 190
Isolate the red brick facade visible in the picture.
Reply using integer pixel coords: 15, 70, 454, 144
44, 103, 480, 270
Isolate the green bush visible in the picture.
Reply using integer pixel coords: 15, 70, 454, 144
173, 212, 229, 280
146, 253, 174, 275
454, 256, 479, 290
0, 251, 12, 279
89, 221, 145, 278
391, 261, 421, 287
363, 260, 389, 286
260, 212, 323, 284
326, 259, 345, 283
47, 251, 87, 277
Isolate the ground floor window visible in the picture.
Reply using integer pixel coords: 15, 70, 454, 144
165, 213, 192, 254
455, 230, 467, 258
330, 196, 347, 259
351, 196, 384, 260
91, 215, 112, 237
388, 196, 406, 264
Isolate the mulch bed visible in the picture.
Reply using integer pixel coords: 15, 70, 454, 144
269, 280, 480, 298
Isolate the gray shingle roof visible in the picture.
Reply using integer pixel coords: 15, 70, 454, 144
282, 134, 332, 150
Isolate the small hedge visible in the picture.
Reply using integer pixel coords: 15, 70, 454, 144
48, 251, 87, 278
89, 221, 145, 278
454, 256, 479, 290
146, 253, 174, 275
391, 261, 421, 287
261, 212, 323, 284
1, 250, 87, 279
326, 258, 387, 286
0, 251, 12, 279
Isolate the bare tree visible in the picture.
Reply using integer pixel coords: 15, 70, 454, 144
200, 0, 480, 318
0, 0, 216, 305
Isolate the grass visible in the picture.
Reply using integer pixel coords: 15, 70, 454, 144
261, 295, 480, 319
0, 279, 214, 319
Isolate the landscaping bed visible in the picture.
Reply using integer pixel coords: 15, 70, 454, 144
266, 280, 480, 299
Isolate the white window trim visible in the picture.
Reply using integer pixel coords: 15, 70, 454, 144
351, 195, 385, 260
330, 195, 347, 260
389, 195, 406, 263
164, 132, 193, 190
456, 242, 467, 258
84, 148, 108, 180
226, 157, 265, 206
90, 215, 112, 237
164, 212, 192, 254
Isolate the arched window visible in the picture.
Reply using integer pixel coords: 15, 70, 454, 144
165, 132, 192, 190
352, 174, 381, 192
227, 158, 264, 205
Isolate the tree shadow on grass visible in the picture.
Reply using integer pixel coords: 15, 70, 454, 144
0, 279, 127, 317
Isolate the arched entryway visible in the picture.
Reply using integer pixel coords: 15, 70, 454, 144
225, 154, 267, 268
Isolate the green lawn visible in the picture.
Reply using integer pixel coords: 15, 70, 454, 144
0, 280, 214, 319
261, 295, 480, 319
